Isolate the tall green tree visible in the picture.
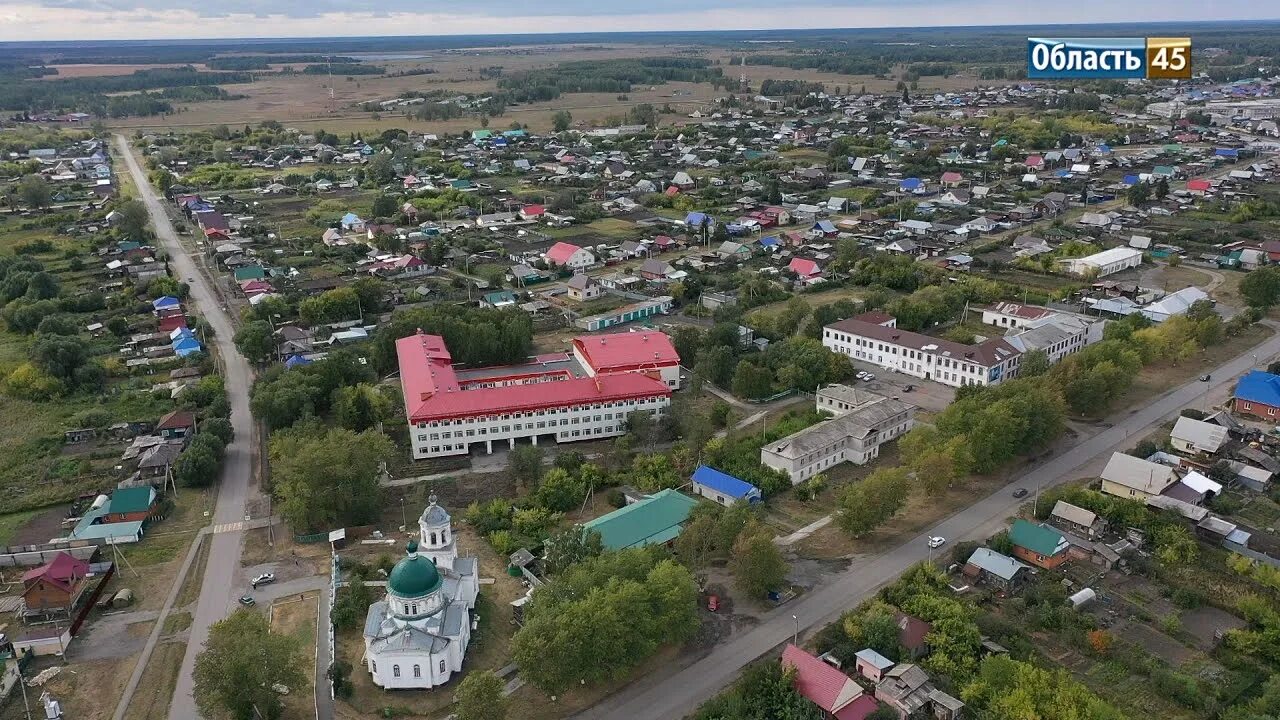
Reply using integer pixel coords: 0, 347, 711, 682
233, 320, 275, 364
1240, 266, 1280, 308
193, 610, 304, 720
508, 445, 544, 488
455, 670, 508, 720
729, 526, 789, 598
552, 110, 573, 132
270, 425, 394, 532
17, 174, 50, 210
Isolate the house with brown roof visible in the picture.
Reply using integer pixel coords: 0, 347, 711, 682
155, 410, 195, 440
822, 315, 1021, 389
894, 612, 932, 659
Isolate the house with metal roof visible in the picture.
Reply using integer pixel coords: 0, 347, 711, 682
782, 644, 880, 720
581, 489, 698, 550
1141, 286, 1210, 323
963, 547, 1029, 590
690, 465, 761, 506
1009, 519, 1070, 569
1100, 451, 1177, 501
1232, 369, 1280, 421
1049, 500, 1106, 539
1170, 416, 1228, 455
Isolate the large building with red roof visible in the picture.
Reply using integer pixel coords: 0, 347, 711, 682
397, 330, 679, 460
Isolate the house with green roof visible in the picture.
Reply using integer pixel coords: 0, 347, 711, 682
1009, 518, 1070, 569
582, 489, 698, 550
103, 486, 157, 524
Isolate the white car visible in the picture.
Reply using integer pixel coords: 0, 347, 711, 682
251, 572, 276, 588
855, 371, 868, 380
927, 536, 946, 549
863, 373, 876, 381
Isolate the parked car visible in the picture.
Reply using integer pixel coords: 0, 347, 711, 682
251, 572, 275, 589
927, 536, 946, 548
903, 384, 915, 392
707, 595, 720, 612
1012, 488, 1029, 498
1199, 374, 1211, 382
239, 595, 256, 607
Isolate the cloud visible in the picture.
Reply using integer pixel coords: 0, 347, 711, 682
0, 0, 1271, 41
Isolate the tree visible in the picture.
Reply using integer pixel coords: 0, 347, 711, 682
512, 549, 698, 695
24, 271, 59, 300
1016, 349, 1051, 378
455, 670, 508, 720
1154, 177, 1170, 199
1240, 266, 1280, 308
508, 445, 544, 488
731, 360, 773, 399
233, 320, 275, 364
175, 436, 223, 487
365, 153, 395, 185
836, 467, 909, 537
1126, 181, 1150, 206
332, 383, 390, 431
729, 526, 789, 598
552, 110, 573, 132
371, 193, 398, 218
192, 610, 304, 720
533, 467, 587, 512
116, 199, 151, 239
270, 425, 395, 532
543, 527, 604, 575
17, 174, 51, 210
32, 335, 88, 382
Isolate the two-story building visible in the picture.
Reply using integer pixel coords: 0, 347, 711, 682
761, 385, 914, 484
823, 314, 1021, 388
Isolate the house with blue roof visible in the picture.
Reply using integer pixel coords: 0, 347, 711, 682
899, 177, 923, 193
340, 212, 365, 232
1233, 369, 1280, 421
284, 354, 313, 369
685, 211, 714, 229
758, 236, 781, 251
1215, 148, 1240, 159
152, 296, 180, 313
691, 465, 761, 506
1122, 174, 1140, 186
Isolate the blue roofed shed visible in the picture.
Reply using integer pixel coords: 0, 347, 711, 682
691, 465, 761, 506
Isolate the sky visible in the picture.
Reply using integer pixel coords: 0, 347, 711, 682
0, 0, 1272, 42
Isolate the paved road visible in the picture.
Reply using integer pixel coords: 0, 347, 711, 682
112, 136, 259, 720
582, 328, 1280, 720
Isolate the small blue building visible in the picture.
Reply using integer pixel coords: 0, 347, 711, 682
691, 465, 762, 506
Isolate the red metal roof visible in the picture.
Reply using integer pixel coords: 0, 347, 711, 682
546, 242, 584, 265
572, 331, 679, 372
788, 258, 821, 278
22, 552, 89, 593
986, 301, 1053, 321
781, 644, 869, 716
397, 331, 672, 423
1187, 178, 1212, 191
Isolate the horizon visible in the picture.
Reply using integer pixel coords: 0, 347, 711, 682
0, 2, 1275, 44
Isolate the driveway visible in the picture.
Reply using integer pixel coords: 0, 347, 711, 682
578, 327, 1280, 720
111, 135, 260, 720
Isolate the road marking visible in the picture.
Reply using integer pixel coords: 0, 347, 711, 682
211, 521, 244, 534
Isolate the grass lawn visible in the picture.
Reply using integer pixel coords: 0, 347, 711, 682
271, 592, 319, 717
123, 640, 186, 720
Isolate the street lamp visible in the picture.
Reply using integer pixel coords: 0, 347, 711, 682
399, 497, 407, 532
792, 614, 799, 646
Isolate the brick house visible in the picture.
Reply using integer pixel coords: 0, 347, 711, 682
1008, 519, 1070, 570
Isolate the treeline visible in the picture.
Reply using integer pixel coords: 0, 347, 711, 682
743, 52, 889, 77
298, 63, 384, 76
1, 66, 247, 114
759, 78, 824, 96
496, 57, 722, 102
206, 55, 358, 70
369, 304, 534, 375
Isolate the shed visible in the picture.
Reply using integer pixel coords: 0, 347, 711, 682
690, 465, 761, 506
581, 489, 698, 550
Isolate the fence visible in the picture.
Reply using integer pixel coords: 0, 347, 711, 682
1225, 541, 1280, 569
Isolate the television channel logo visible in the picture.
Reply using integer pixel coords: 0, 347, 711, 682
1027, 37, 1191, 80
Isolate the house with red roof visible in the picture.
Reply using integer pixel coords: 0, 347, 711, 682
544, 242, 596, 270
22, 552, 91, 614
158, 313, 188, 333
397, 329, 677, 460
1187, 178, 1212, 194
368, 254, 432, 279
1025, 155, 1045, 169
519, 204, 546, 221
940, 171, 964, 187
781, 645, 881, 720
788, 257, 823, 282
239, 279, 274, 297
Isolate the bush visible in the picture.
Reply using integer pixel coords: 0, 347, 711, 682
606, 488, 626, 508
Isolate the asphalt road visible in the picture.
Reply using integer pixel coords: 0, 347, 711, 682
582, 328, 1280, 720
112, 135, 259, 720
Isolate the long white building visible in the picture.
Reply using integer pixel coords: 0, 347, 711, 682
1061, 247, 1143, 277
762, 385, 914, 483
397, 330, 679, 460
822, 312, 1021, 388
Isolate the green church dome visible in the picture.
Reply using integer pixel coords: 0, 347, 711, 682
387, 540, 442, 599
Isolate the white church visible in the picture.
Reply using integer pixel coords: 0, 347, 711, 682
363, 496, 479, 689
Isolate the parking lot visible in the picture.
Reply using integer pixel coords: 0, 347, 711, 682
843, 359, 957, 414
